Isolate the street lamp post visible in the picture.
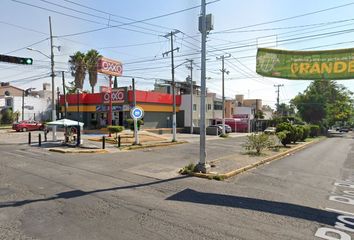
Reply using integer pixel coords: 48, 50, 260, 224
26, 16, 60, 141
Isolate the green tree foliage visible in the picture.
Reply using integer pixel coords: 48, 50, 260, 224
69, 51, 86, 90
107, 125, 124, 142
85, 49, 101, 93
277, 103, 295, 116
126, 119, 143, 131
254, 110, 265, 119
308, 124, 320, 137
276, 122, 296, 146
1, 108, 15, 124
291, 80, 354, 127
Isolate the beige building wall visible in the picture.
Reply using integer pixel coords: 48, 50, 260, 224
243, 99, 262, 111
0, 85, 23, 97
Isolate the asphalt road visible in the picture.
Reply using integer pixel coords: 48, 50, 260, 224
0, 131, 354, 239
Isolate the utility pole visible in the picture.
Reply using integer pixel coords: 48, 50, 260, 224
62, 71, 67, 119
132, 78, 139, 145
274, 84, 284, 115
163, 30, 180, 142
108, 75, 113, 137
186, 59, 194, 134
22, 90, 25, 121
49, 16, 57, 141
76, 88, 80, 146
195, 0, 210, 173
216, 54, 231, 135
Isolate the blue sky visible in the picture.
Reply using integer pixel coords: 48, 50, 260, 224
2, 0, 354, 109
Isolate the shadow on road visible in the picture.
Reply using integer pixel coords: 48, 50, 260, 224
166, 188, 339, 226
0, 175, 189, 209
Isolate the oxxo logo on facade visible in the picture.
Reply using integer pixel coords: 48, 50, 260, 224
103, 90, 125, 103
315, 176, 354, 240
97, 57, 123, 77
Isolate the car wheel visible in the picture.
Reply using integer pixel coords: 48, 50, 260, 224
22, 128, 27, 132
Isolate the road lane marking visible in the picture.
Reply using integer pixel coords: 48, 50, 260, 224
326, 208, 354, 216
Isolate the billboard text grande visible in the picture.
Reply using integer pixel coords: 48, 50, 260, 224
256, 48, 354, 80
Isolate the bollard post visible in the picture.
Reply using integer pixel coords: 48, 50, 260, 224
118, 135, 121, 148
28, 132, 31, 145
102, 136, 105, 149
38, 133, 41, 147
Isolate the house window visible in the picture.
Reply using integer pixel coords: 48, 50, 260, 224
213, 102, 222, 110
193, 104, 197, 112
207, 104, 212, 111
5, 98, 13, 107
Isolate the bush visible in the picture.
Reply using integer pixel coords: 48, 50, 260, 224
276, 130, 291, 146
243, 133, 272, 155
107, 125, 124, 142
276, 122, 298, 144
126, 119, 144, 131
302, 125, 310, 141
1, 108, 15, 124
309, 124, 320, 137
179, 163, 196, 175
294, 125, 304, 143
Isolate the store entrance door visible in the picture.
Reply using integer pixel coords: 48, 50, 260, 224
118, 111, 123, 126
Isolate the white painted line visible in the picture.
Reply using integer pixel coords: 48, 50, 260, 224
325, 207, 354, 216
15, 150, 40, 157
3, 151, 25, 158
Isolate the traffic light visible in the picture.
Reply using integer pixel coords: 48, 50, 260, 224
0, 54, 33, 65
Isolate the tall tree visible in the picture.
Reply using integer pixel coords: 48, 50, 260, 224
291, 80, 354, 127
85, 49, 101, 93
277, 103, 295, 116
69, 51, 86, 89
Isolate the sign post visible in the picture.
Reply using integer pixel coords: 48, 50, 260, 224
130, 106, 144, 145
97, 56, 123, 136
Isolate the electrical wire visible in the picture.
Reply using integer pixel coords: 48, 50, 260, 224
3, 38, 49, 55
213, 1, 354, 34
57, 1, 220, 38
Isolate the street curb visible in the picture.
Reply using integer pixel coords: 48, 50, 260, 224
121, 141, 187, 150
190, 137, 325, 180
48, 148, 108, 154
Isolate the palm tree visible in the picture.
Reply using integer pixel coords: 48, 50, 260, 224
68, 51, 86, 90
85, 49, 101, 93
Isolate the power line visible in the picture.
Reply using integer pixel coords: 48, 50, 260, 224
38, 0, 166, 35
213, 1, 354, 34
11, 0, 159, 36
62, 0, 172, 31
0, 20, 47, 35
57, 1, 220, 38
3, 38, 49, 55
213, 18, 354, 34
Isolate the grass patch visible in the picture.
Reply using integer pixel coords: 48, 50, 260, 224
241, 151, 267, 157
207, 174, 225, 181
179, 163, 196, 175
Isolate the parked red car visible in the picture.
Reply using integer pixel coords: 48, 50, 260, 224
12, 120, 45, 132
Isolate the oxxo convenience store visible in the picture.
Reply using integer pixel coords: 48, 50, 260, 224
59, 87, 182, 129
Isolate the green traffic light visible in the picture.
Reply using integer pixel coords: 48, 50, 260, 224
26, 58, 33, 64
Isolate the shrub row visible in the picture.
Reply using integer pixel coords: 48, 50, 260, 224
276, 123, 320, 146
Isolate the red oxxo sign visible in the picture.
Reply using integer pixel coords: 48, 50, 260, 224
97, 57, 123, 77
103, 89, 126, 104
